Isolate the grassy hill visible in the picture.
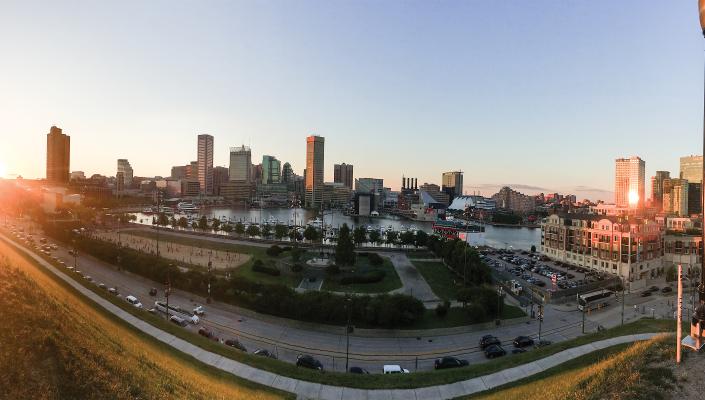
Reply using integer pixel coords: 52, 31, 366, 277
467, 335, 675, 400
0, 239, 290, 400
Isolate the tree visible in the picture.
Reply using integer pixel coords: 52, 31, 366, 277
169, 216, 177, 229
530, 245, 536, 253
415, 230, 428, 248
157, 213, 169, 227
386, 231, 398, 247
222, 224, 233, 234
304, 226, 318, 242
274, 224, 287, 240
246, 224, 260, 237
235, 222, 245, 236
261, 224, 272, 238
400, 231, 415, 247
335, 224, 356, 266
211, 218, 221, 232
198, 216, 209, 231
177, 217, 188, 229
289, 228, 302, 242
353, 226, 367, 247
191, 221, 198, 230
369, 230, 381, 246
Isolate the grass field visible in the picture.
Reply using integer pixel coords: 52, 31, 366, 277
412, 260, 460, 300
467, 335, 675, 400
321, 256, 403, 293
0, 238, 290, 400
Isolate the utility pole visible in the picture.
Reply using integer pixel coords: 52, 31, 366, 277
700, 2, 705, 305
156, 190, 161, 256
677, 264, 683, 364
621, 276, 626, 326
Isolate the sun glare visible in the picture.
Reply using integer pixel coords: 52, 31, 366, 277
628, 190, 639, 206
0, 162, 6, 178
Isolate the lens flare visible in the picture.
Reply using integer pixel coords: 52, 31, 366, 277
628, 190, 639, 206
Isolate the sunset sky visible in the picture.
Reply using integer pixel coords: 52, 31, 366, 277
0, 1, 702, 201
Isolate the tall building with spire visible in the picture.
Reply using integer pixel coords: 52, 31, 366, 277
305, 135, 325, 208
197, 134, 214, 195
334, 163, 354, 189
46, 126, 70, 184
615, 156, 645, 209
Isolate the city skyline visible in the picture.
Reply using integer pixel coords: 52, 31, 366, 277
1, 1, 703, 201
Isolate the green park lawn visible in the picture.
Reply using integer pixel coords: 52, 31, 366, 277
412, 260, 462, 301
321, 255, 403, 293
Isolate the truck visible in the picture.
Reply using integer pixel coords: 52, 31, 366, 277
154, 301, 200, 324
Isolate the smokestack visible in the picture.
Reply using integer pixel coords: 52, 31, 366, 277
414, 178, 418, 190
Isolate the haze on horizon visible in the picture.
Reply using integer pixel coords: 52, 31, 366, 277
0, 1, 702, 202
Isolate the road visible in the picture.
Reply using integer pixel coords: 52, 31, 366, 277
2, 217, 678, 374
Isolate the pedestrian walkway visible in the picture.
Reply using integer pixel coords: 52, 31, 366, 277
386, 253, 440, 303
4, 235, 665, 400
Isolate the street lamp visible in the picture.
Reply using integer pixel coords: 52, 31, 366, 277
345, 296, 352, 372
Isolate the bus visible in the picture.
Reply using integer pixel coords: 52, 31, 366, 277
577, 289, 613, 312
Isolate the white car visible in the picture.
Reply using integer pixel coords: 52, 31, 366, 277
193, 305, 205, 316
383, 365, 410, 374
125, 295, 143, 308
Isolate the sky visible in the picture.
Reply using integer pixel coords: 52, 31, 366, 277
0, 1, 703, 202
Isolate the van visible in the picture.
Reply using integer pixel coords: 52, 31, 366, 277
383, 365, 410, 374
169, 315, 188, 327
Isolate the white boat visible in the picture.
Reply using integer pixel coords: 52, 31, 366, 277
307, 218, 323, 228
177, 202, 199, 213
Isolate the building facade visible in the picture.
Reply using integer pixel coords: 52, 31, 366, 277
117, 159, 133, 186
197, 134, 214, 195
229, 145, 251, 183
491, 186, 535, 214
615, 156, 645, 208
212, 166, 229, 196
679, 155, 702, 183
541, 213, 663, 284
650, 170, 670, 211
305, 135, 325, 208
262, 155, 282, 184
46, 126, 70, 184
441, 171, 463, 200
333, 163, 354, 190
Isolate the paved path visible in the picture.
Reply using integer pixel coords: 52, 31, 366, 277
1, 233, 665, 400
386, 253, 440, 303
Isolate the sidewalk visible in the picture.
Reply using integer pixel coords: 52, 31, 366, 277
5, 235, 664, 400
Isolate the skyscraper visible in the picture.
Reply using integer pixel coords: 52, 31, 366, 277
281, 162, 294, 183
262, 155, 282, 184
615, 156, 645, 208
442, 171, 464, 201
650, 171, 670, 210
305, 135, 325, 208
229, 145, 252, 182
680, 155, 703, 183
197, 134, 214, 195
334, 163, 354, 190
46, 125, 70, 184
117, 159, 133, 186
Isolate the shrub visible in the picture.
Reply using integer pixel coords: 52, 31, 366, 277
466, 303, 486, 322
266, 245, 283, 257
368, 253, 384, 266
340, 270, 385, 285
435, 301, 449, 317
291, 263, 303, 273
326, 265, 341, 275
252, 261, 280, 276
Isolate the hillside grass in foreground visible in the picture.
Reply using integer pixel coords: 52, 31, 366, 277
0, 240, 290, 400
467, 335, 675, 400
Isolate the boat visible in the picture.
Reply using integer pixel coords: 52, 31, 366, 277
177, 202, 199, 213
307, 218, 323, 228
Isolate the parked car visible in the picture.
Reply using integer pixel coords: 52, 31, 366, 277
149, 287, 158, 296
513, 336, 535, 348
108, 287, 119, 295
480, 335, 501, 350
198, 327, 214, 339
224, 339, 247, 352
349, 366, 370, 374
661, 286, 673, 293
484, 344, 506, 359
296, 355, 323, 370
125, 295, 142, 308
253, 349, 277, 359
169, 315, 188, 327
98, 283, 106, 289
383, 365, 410, 374
649, 286, 660, 292
640, 291, 652, 297
193, 305, 205, 315
434, 356, 469, 370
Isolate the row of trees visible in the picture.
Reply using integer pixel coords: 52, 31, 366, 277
426, 235, 492, 286
43, 223, 425, 328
